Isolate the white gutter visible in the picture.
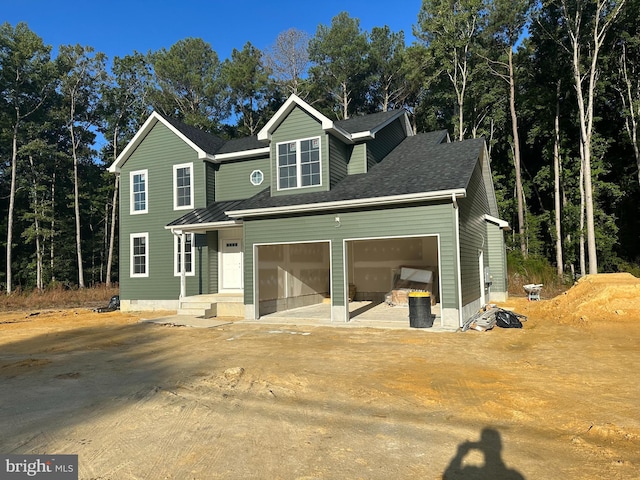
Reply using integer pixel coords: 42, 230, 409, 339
484, 214, 510, 230
211, 147, 270, 162
165, 220, 241, 234
227, 189, 467, 218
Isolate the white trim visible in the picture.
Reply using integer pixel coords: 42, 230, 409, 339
212, 147, 270, 162
218, 232, 244, 293
173, 233, 195, 277
165, 220, 242, 234
108, 111, 214, 173
484, 214, 510, 230
130, 232, 149, 278
129, 169, 148, 215
173, 162, 194, 210
250, 169, 264, 186
258, 94, 337, 141
227, 189, 466, 218
276, 136, 322, 191
454, 203, 463, 328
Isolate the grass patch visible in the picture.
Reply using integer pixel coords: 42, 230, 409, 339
0, 284, 119, 311
507, 252, 570, 298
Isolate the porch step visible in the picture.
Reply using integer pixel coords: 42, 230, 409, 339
177, 293, 243, 319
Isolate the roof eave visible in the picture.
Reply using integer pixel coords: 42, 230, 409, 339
226, 189, 467, 218
165, 220, 242, 234
210, 147, 270, 163
108, 111, 209, 173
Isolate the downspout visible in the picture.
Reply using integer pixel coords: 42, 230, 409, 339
453, 193, 463, 328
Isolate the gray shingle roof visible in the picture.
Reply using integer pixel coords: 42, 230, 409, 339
335, 109, 404, 134
216, 135, 269, 154
229, 135, 484, 214
161, 114, 226, 155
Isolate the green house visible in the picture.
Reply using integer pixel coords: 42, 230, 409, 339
108, 95, 509, 328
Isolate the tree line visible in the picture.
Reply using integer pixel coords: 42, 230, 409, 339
1, 0, 639, 294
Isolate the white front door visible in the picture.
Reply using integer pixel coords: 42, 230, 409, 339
220, 239, 243, 291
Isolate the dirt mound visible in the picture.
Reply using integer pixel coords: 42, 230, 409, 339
532, 273, 640, 325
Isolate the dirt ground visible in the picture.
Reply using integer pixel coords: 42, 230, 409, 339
1, 273, 639, 479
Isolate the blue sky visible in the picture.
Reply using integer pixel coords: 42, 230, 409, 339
4, 0, 420, 61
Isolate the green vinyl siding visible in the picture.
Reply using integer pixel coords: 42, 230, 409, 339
486, 222, 507, 293
348, 143, 367, 174
328, 134, 349, 187
243, 202, 458, 309
207, 231, 219, 292
119, 121, 210, 301
457, 161, 490, 307
206, 162, 217, 205
216, 156, 271, 201
368, 118, 406, 165
270, 106, 328, 196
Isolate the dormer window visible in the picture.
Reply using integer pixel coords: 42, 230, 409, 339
277, 137, 321, 190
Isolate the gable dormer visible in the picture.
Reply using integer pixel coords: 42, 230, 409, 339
257, 95, 413, 198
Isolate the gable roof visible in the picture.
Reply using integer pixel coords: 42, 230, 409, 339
108, 111, 226, 173
256, 94, 412, 143
226, 134, 482, 218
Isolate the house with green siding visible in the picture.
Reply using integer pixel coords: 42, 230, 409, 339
108, 94, 509, 328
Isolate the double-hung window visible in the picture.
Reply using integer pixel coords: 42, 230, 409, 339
173, 162, 193, 210
130, 233, 149, 277
277, 137, 321, 190
130, 170, 148, 214
174, 233, 194, 276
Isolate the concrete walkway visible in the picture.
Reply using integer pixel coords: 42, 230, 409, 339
141, 301, 456, 332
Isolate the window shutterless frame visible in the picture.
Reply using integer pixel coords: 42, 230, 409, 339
173, 162, 194, 210
174, 233, 195, 276
276, 136, 321, 190
130, 232, 149, 278
130, 169, 148, 214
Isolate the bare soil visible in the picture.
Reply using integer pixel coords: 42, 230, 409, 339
1, 273, 639, 479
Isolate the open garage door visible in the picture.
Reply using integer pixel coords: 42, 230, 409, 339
346, 235, 440, 306
256, 242, 331, 317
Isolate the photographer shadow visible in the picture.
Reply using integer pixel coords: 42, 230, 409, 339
443, 428, 525, 480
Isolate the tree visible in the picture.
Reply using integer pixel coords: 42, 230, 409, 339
415, 0, 487, 140
485, 0, 534, 256
0, 22, 55, 294
150, 38, 229, 131
264, 28, 310, 98
99, 52, 153, 286
558, 0, 626, 274
222, 42, 273, 136
369, 26, 407, 111
308, 12, 370, 119
56, 44, 107, 288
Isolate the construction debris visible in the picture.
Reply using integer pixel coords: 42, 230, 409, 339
462, 305, 527, 332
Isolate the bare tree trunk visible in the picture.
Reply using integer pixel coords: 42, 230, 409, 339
554, 82, 564, 278
106, 125, 121, 288
562, 0, 626, 275
50, 172, 56, 283
6, 121, 19, 294
508, 48, 526, 258
69, 95, 85, 288
28, 155, 43, 290
618, 43, 640, 186
579, 149, 586, 276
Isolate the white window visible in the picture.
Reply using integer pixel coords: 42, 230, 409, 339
174, 233, 195, 276
250, 169, 264, 186
130, 233, 149, 277
277, 137, 321, 190
130, 170, 148, 214
173, 162, 193, 210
